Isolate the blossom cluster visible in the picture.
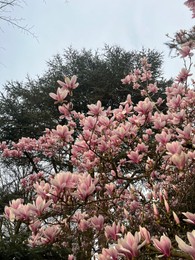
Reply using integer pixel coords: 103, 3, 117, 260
0, 2, 195, 259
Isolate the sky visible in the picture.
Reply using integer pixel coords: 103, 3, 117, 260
0, 0, 194, 91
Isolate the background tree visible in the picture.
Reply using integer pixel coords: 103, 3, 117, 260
0, 45, 168, 143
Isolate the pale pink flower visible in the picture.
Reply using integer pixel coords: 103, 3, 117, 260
163, 196, 170, 214
134, 98, 154, 115
166, 141, 182, 155
155, 131, 171, 145
57, 75, 79, 90
87, 100, 104, 116
153, 203, 159, 218
183, 212, 195, 225
153, 234, 172, 257
13, 204, 32, 221
105, 183, 116, 195
127, 150, 142, 164
52, 125, 73, 142
147, 83, 159, 93
41, 225, 60, 244
176, 124, 192, 140
173, 211, 180, 225
176, 230, 195, 259
78, 219, 89, 232
171, 151, 188, 170
105, 222, 121, 241
58, 103, 71, 118
90, 215, 104, 231
77, 174, 96, 201
51, 171, 77, 191
176, 68, 192, 83
116, 231, 144, 259
179, 45, 193, 58
139, 226, 151, 244
49, 87, 69, 103
68, 255, 75, 260
4, 206, 15, 221
28, 196, 52, 216
29, 220, 41, 234
98, 247, 118, 260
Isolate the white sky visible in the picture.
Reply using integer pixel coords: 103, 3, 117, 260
0, 0, 194, 91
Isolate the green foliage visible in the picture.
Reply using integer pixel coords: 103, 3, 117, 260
0, 45, 166, 142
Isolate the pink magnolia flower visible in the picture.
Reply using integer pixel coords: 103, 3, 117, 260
41, 225, 60, 244
52, 125, 73, 142
121, 74, 136, 84
13, 204, 32, 221
68, 255, 75, 260
153, 203, 159, 218
173, 211, 180, 225
153, 234, 172, 257
134, 98, 154, 115
176, 68, 192, 83
29, 220, 41, 234
183, 212, 195, 225
105, 183, 116, 195
51, 171, 77, 191
166, 141, 182, 155
57, 75, 79, 91
139, 226, 151, 244
98, 247, 118, 260
90, 215, 104, 231
155, 131, 171, 145
179, 45, 193, 58
58, 103, 71, 119
171, 151, 188, 170
77, 174, 96, 201
105, 222, 121, 241
34, 181, 50, 199
163, 196, 170, 214
87, 100, 104, 116
78, 219, 89, 232
116, 231, 144, 259
147, 83, 159, 93
176, 124, 192, 140
4, 206, 15, 221
28, 196, 52, 216
127, 150, 143, 164
176, 230, 195, 259
49, 87, 69, 103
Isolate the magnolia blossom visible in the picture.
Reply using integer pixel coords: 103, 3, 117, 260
90, 215, 104, 231
116, 231, 144, 259
57, 75, 79, 91
176, 68, 192, 83
153, 234, 172, 257
105, 222, 121, 241
139, 226, 151, 244
134, 98, 154, 115
176, 230, 195, 259
49, 87, 69, 103
171, 151, 188, 170
183, 212, 195, 225
98, 247, 118, 260
28, 196, 52, 216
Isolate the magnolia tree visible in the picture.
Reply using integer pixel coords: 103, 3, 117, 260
0, 1, 195, 259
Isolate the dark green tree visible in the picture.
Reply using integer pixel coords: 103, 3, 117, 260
0, 45, 167, 143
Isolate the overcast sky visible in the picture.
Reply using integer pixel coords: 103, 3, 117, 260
0, 0, 194, 91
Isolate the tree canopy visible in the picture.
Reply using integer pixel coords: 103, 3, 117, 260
0, 45, 166, 142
